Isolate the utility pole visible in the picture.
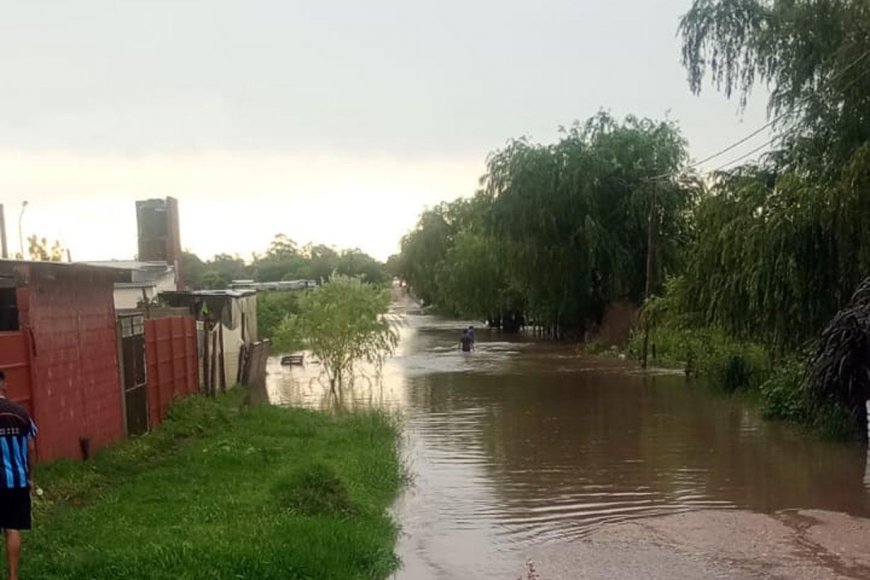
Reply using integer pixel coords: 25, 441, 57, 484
18, 201, 28, 259
0, 204, 7, 258
641, 185, 657, 369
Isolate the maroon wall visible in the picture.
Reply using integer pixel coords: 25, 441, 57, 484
19, 267, 123, 461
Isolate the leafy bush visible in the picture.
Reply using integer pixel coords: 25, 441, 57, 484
275, 276, 399, 392
257, 291, 303, 340
629, 322, 770, 392
759, 360, 810, 422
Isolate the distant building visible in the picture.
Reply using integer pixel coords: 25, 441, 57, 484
81, 260, 177, 309
159, 289, 258, 392
229, 279, 317, 292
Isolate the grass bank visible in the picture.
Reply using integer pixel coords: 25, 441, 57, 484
18, 390, 403, 579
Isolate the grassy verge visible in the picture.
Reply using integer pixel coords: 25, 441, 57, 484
18, 390, 403, 579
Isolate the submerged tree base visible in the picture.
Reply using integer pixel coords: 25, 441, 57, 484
626, 325, 861, 441
20, 390, 403, 579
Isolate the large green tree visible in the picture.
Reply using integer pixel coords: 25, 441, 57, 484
680, 0, 870, 173
399, 113, 697, 336
676, 0, 870, 350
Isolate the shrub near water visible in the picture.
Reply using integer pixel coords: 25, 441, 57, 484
629, 324, 770, 392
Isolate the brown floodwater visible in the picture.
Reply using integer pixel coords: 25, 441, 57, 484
267, 302, 870, 579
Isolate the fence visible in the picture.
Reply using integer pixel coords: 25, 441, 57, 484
145, 316, 199, 427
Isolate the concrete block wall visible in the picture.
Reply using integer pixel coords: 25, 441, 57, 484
23, 271, 123, 461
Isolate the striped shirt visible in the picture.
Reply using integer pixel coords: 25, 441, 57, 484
0, 398, 37, 489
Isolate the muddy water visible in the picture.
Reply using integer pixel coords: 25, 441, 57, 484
267, 305, 870, 579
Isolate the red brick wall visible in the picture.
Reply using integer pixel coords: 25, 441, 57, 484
0, 331, 33, 418
20, 270, 123, 461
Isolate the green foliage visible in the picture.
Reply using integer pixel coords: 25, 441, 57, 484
398, 202, 461, 306
680, 0, 870, 173
26, 234, 66, 262
638, 282, 859, 439
399, 113, 698, 335
276, 276, 399, 390
682, 162, 870, 351
257, 291, 303, 341
674, 0, 870, 365
180, 251, 206, 290
805, 277, 870, 433
272, 314, 305, 354
669, 0, 870, 439
183, 235, 388, 290
630, 321, 770, 392
200, 254, 248, 289
434, 230, 520, 320
759, 359, 811, 423
23, 390, 403, 579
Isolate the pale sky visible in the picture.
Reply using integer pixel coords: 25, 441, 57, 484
0, 0, 771, 262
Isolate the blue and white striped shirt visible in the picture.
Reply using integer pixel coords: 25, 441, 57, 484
0, 398, 37, 489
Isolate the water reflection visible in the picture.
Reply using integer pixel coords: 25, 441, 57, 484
268, 312, 870, 578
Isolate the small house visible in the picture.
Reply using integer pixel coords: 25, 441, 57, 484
159, 290, 258, 393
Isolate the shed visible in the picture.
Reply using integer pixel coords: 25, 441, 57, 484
159, 290, 257, 393
0, 260, 125, 461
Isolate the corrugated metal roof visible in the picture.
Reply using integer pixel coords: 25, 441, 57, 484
79, 260, 172, 272
161, 289, 256, 298
0, 259, 129, 280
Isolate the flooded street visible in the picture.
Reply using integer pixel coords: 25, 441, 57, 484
268, 301, 870, 579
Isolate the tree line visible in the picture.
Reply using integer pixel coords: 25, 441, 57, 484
397, 0, 870, 436
182, 234, 389, 290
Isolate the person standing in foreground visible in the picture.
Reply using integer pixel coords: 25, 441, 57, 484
0, 370, 37, 580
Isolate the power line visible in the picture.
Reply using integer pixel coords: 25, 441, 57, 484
645, 47, 870, 182
707, 61, 870, 174
711, 135, 781, 172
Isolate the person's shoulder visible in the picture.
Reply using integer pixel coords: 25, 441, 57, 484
0, 398, 30, 420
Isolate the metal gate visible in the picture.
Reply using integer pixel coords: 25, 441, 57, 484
118, 314, 148, 435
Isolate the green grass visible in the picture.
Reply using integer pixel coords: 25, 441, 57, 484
18, 390, 404, 579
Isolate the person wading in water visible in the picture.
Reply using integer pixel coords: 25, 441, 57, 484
460, 329, 475, 353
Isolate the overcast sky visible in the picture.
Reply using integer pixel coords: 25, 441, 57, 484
0, 0, 771, 262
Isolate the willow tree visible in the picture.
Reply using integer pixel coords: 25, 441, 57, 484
677, 0, 870, 349
481, 113, 696, 336
680, 0, 870, 172
435, 229, 522, 322
398, 203, 456, 306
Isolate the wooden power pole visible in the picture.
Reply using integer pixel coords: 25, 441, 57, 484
641, 186, 657, 369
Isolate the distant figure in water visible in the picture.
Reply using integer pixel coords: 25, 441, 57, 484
460, 329, 475, 352
467, 326, 476, 345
